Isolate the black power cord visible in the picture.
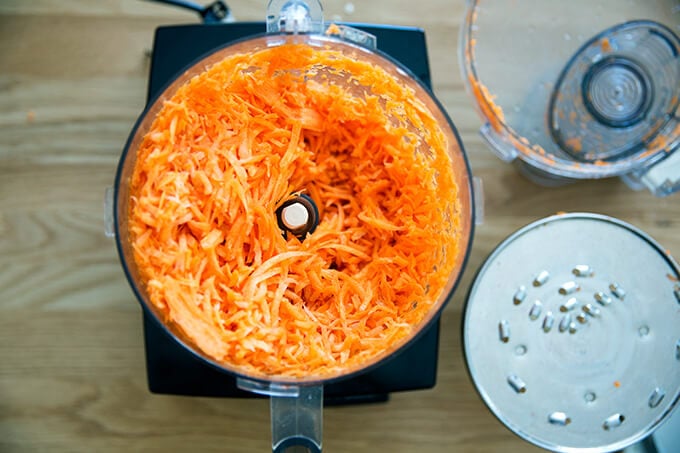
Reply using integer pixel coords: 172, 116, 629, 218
144, 0, 233, 23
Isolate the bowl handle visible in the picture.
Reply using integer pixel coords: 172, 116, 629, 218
238, 378, 324, 452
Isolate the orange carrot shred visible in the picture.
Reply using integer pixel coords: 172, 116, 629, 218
128, 42, 462, 378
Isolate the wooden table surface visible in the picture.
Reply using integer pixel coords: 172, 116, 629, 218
1, 1, 678, 452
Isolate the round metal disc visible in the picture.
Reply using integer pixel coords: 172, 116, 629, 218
549, 21, 680, 163
463, 213, 680, 452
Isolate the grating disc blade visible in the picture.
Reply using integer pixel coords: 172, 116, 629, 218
463, 213, 680, 452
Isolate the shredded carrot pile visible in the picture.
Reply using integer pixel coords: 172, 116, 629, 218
129, 42, 462, 378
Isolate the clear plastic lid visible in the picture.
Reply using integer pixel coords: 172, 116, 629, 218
461, 0, 680, 194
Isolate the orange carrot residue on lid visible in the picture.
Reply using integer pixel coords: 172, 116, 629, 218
601, 38, 612, 53
468, 74, 506, 133
325, 23, 341, 36
128, 42, 462, 378
564, 137, 583, 153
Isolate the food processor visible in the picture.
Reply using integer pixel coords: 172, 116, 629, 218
461, 0, 680, 196
109, 1, 475, 451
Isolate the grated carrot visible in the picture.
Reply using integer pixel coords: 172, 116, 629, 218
128, 42, 463, 378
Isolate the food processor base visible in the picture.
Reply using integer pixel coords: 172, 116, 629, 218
144, 312, 440, 404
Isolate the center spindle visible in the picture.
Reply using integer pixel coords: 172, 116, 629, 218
276, 194, 319, 240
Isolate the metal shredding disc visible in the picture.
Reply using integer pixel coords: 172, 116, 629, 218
549, 21, 680, 163
463, 213, 680, 452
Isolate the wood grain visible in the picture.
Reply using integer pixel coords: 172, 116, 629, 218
1, 1, 678, 452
